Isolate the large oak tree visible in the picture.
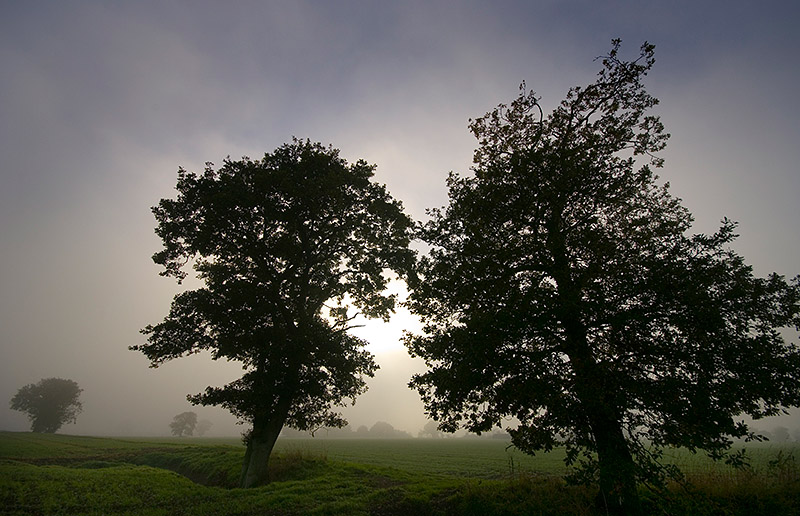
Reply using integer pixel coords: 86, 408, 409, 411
133, 139, 414, 487
406, 41, 800, 514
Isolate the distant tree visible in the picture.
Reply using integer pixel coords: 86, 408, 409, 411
355, 425, 370, 437
489, 429, 511, 440
195, 419, 212, 437
369, 421, 396, 438
418, 420, 441, 439
367, 421, 412, 439
772, 426, 791, 442
132, 139, 414, 487
169, 411, 197, 437
9, 378, 83, 433
406, 40, 800, 515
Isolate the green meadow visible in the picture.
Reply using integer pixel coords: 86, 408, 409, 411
1, 431, 798, 515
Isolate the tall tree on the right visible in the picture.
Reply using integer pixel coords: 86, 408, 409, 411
406, 40, 800, 515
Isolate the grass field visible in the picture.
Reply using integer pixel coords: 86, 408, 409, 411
1, 431, 799, 515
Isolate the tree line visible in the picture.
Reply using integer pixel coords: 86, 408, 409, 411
121, 39, 800, 514
281, 421, 414, 439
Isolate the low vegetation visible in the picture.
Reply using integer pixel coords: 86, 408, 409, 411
2, 432, 799, 515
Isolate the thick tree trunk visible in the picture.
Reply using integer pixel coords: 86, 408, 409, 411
591, 415, 641, 516
570, 352, 641, 514
240, 425, 281, 488
239, 398, 292, 488
568, 359, 641, 515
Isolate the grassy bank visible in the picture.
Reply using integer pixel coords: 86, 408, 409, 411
1, 432, 798, 515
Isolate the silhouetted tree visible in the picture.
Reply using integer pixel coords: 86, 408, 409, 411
406, 40, 800, 515
369, 421, 395, 438
133, 139, 414, 487
10, 378, 83, 433
367, 421, 412, 438
169, 411, 197, 436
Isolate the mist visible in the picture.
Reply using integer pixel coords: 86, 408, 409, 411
2, 1, 799, 439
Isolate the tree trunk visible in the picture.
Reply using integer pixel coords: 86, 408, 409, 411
240, 424, 281, 488
591, 414, 641, 516
547, 211, 641, 514
239, 398, 291, 488
569, 351, 641, 514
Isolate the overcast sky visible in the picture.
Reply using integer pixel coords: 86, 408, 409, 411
2, 1, 798, 437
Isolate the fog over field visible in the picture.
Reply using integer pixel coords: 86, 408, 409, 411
1, 1, 799, 438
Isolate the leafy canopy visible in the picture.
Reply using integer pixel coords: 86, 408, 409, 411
133, 139, 414, 432
406, 40, 800, 490
10, 378, 83, 433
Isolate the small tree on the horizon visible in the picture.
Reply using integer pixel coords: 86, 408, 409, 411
169, 411, 197, 437
418, 420, 441, 439
406, 40, 800, 515
771, 426, 791, 442
10, 378, 83, 433
195, 419, 212, 437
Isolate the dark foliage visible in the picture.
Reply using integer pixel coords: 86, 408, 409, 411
10, 378, 83, 433
406, 40, 800, 514
133, 138, 414, 486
